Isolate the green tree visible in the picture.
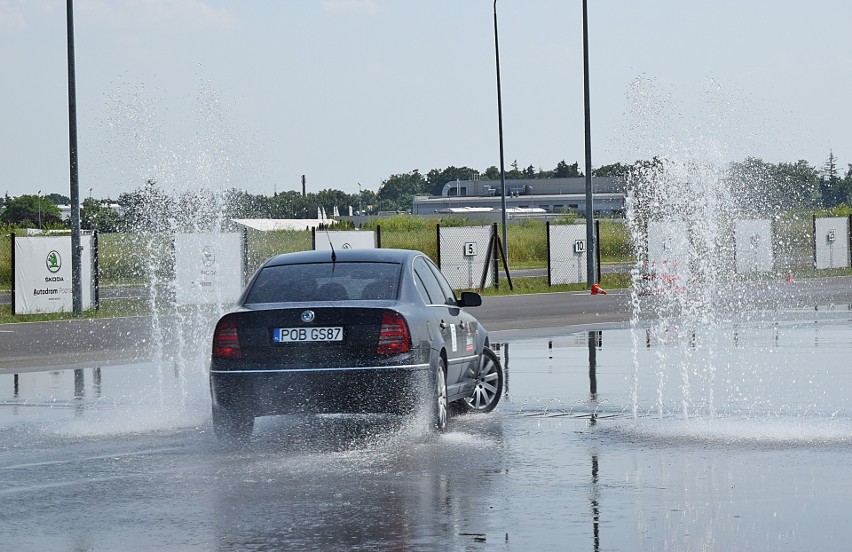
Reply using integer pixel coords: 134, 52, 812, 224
359, 188, 378, 214
553, 160, 582, 178
81, 198, 121, 232
425, 166, 479, 196
506, 160, 523, 180
118, 180, 175, 232
842, 163, 852, 207
727, 157, 820, 213
483, 166, 501, 180
46, 193, 70, 205
223, 189, 273, 221
776, 159, 821, 209
269, 190, 306, 218
1, 194, 62, 228
593, 163, 630, 178
314, 188, 356, 217
820, 150, 844, 207
376, 171, 428, 212
535, 166, 555, 179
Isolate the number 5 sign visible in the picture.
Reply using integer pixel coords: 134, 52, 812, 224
463, 242, 478, 257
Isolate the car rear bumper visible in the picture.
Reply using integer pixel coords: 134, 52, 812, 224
210, 364, 432, 417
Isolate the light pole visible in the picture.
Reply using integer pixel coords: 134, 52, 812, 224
37, 190, 42, 229
66, 0, 83, 315
493, 0, 509, 265
582, 0, 597, 288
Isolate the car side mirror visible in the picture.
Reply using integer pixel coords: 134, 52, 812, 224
458, 291, 482, 308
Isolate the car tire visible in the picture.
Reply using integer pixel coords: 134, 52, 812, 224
461, 346, 503, 413
432, 358, 449, 432
212, 404, 254, 443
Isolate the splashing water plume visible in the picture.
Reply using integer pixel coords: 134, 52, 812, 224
622, 77, 820, 422
94, 76, 256, 415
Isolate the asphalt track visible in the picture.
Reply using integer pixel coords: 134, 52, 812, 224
2, 276, 852, 373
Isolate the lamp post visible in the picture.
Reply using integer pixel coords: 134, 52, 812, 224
37, 190, 42, 229
493, 0, 509, 265
66, 0, 82, 315
582, 0, 596, 288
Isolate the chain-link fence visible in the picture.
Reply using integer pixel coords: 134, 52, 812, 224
436, 224, 495, 290
547, 222, 598, 285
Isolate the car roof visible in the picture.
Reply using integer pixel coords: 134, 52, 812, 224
263, 248, 426, 268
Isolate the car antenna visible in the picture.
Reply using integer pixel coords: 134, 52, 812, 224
323, 222, 336, 263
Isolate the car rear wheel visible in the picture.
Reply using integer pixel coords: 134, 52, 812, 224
212, 405, 254, 443
432, 359, 449, 432
462, 347, 503, 413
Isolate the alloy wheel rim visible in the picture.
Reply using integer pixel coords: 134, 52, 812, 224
465, 356, 499, 410
437, 368, 447, 429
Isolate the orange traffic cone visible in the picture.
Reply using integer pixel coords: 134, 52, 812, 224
591, 283, 608, 295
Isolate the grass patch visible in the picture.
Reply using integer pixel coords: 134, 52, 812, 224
0, 297, 152, 325
473, 272, 630, 296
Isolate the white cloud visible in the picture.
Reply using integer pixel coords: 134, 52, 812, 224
321, 0, 378, 15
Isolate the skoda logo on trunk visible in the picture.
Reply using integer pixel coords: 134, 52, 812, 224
301, 310, 315, 323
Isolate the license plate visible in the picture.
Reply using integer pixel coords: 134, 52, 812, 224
273, 327, 344, 343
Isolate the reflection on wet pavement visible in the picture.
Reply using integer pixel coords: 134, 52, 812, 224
3, 312, 852, 550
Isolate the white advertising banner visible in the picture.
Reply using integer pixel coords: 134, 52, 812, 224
548, 224, 588, 285
735, 219, 773, 273
14, 234, 95, 314
314, 230, 376, 250
174, 233, 244, 306
814, 217, 850, 269
438, 226, 493, 289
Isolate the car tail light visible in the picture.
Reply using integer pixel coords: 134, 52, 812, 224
377, 310, 411, 355
213, 316, 241, 359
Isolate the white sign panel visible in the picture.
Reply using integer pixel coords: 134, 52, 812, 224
438, 226, 493, 289
548, 224, 588, 285
14, 235, 95, 314
735, 219, 773, 273
174, 233, 244, 306
646, 220, 691, 280
314, 230, 376, 250
815, 217, 850, 269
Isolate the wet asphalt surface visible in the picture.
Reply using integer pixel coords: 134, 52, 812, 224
4, 280, 852, 551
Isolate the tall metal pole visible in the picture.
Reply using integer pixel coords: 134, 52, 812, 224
493, 1, 509, 265
67, 0, 83, 315
582, 0, 596, 288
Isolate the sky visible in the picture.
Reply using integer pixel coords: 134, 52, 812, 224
1, 0, 851, 200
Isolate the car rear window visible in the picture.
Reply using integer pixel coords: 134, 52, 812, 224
245, 262, 401, 303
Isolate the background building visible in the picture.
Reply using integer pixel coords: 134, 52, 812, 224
412, 177, 626, 218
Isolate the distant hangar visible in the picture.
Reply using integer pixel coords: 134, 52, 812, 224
412, 176, 627, 217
